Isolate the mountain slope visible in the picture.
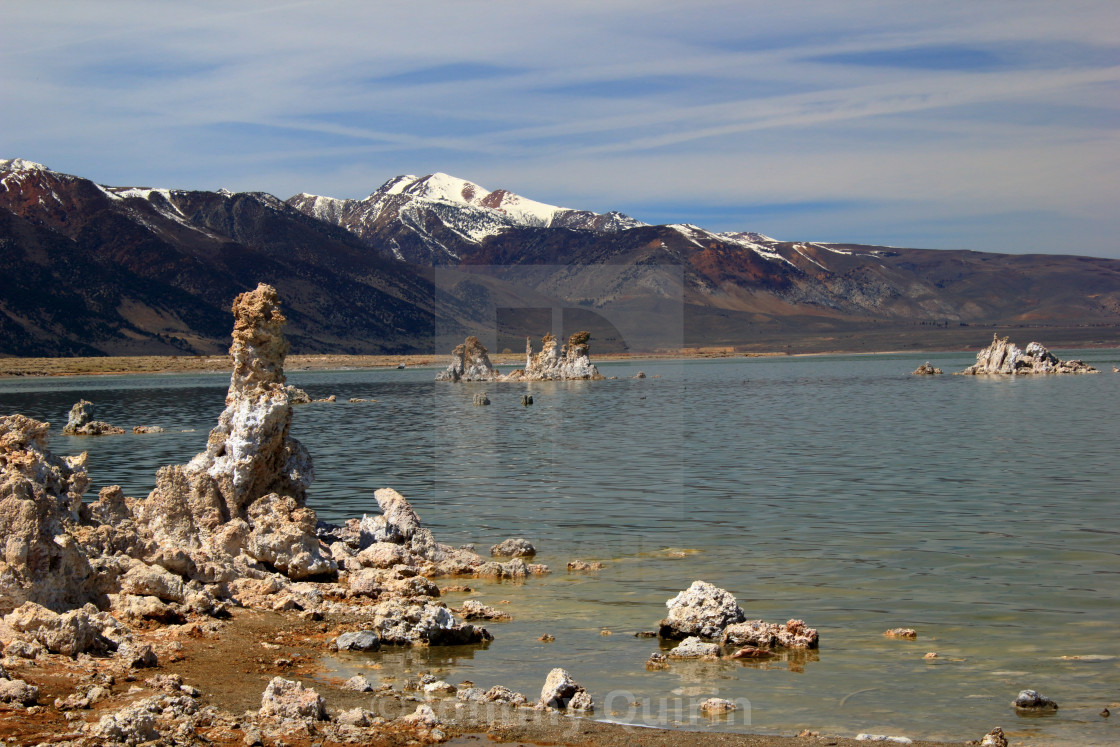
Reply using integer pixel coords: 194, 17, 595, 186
0, 160, 461, 356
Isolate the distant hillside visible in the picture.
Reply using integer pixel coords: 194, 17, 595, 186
3, 158, 1120, 357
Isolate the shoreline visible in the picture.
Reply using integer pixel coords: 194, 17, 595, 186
0, 348, 960, 379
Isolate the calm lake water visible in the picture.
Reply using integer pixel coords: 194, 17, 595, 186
2, 351, 1118, 745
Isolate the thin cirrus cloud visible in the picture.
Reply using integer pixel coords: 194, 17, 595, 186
0, 1, 1117, 256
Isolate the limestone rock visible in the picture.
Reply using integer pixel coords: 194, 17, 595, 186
668, 636, 721, 659
4, 602, 110, 657
567, 559, 604, 571
658, 580, 745, 640
61, 400, 124, 436
368, 599, 491, 645
700, 697, 738, 715
337, 707, 377, 727
93, 694, 197, 744
335, 630, 380, 652
911, 362, 942, 375
959, 335, 1098, 375
1012, 689, 1058, 710
342, 675, 375, 692
128, 284, 334, 584
539, 667, 592, 710
284, 385, 311, 404
979, 727, 1009, 747
362, 488, 422, 544
0, 415, 99, 613
119, 563, 185, 603
483, 685, 527, 706
721, 619, 819, 649
473, 393, 491, 406
436, 336, 499, 382
884, 628, 917, 639
509, 332, 603, 381
0, 678, 38, 705
458, 599, 512, 621
131, 425, 165, 434
259, 676, 327, 721
490, 538, 536, 557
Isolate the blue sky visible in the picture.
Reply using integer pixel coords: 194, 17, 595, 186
2, 1, 1118, 256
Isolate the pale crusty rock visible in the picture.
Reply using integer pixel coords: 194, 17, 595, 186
0, 415, 99, 614
959, 334, 1098, 375
342, 675, 375, 692
911, 362, 942, 375
436, 336, 499, 382
507, 332, 603, 382
284, 385, 311, 404
700, 697, 738, 715
62, 400, 124, 436
539, 667, 593, 710
119, 563, 186, 603
4, 602, 110, 657
0, 678, 38, 705
337, 707, 377, 726
458, 599, 512, 621
334, 630, 380, 651
884, 628, 918, 639
128, 284, 334, 584
131, 425, 165, 434
93, 693, 197, 744
368, 599, 491, 645
483, 685, 527, 706
490, 538, 536, 557
363, 488, 422, 544
668, 636, 721, 659
979, 727, 1009, 747
658, 580, 745, 640
1012, 689, 1058, 710
259, 676, 327, 721
721, 618, 819, 649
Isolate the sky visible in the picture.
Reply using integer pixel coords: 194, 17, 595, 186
2, 1, 1118, 257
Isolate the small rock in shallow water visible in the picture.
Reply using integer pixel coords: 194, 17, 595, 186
567, 559, 604, 571
883, 628, 917, 639
539, 668, 592, 710
334, 630, 380, 652
1012, 688, 1058, 711
668, 636, 721, 659
923, 652, 939, 659
1101, 707, 1110, 718
490, 538, 536, 557
538, 633, 555, 642
699, 697, 738, 715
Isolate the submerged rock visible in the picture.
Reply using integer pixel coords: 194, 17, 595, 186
62, 400, 124, 436
658, 580, 745, 640
959, 334, 1097, 375
436, 336, 499, 382
668, 636, 721, 659
884, 628, 918, 639
699, 697, 738, 715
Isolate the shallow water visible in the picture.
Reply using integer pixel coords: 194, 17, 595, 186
2, 351, 1118, 745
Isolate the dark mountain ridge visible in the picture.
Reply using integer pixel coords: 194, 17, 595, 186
3, 158, 1119, 357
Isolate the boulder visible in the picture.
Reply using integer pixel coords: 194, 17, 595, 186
342, 675, 375, 692
960, 335, 1098, 375
0, 415, 99, 614
539, 667, 592, 710
0, 678, 38, 705
458, 599, 512, 621
1012, 689, 1058, 711
368, 599, 491, 645
436, 336, 499, 382
722, 619, 819, 649
699, 697, 738, 715
490, 538, 536, 557
668, 636, 721, 659
335, 630, 381, 652
658, 580, 745, 640
484, 685, 527, 705
61, 400, 124, 436
911, 362, 942, 375
4, 603, 109, 656
259, 676, 326, 721
979, 727, 1009, 747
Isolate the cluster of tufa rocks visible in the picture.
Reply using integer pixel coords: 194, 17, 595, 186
959, 334, 1097, 375
650, 580, 818, 664
437, 332, 603, 383
61, 400, 125, 436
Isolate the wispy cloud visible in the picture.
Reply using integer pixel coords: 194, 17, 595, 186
2, 0, 1118, 255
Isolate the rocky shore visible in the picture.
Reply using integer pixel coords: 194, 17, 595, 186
958, 334, 1098, 375
0, 286, 1019, 746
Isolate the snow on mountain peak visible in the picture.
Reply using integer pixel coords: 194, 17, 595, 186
0, 158, 49, 173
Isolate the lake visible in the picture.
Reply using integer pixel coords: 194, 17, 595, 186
2, 350, 1117, 745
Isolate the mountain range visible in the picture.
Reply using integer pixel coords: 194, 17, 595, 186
3, 157, 1119, 357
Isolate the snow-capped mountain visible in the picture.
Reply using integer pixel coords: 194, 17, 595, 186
287, 173, 644, 263
5, 157, 1120, 357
